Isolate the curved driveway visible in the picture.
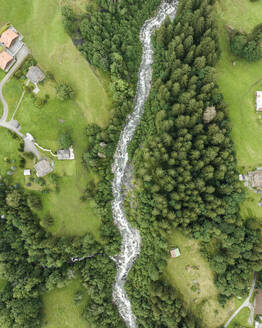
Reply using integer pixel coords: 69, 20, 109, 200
0, 45, 29, 122
0, 45, 41, 160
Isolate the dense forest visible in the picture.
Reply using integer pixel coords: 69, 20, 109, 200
63, 0, 262, 326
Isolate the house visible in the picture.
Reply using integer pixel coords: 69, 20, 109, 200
57, 146, 75, 160
0, 28, 18, 48
26, 66, 45, 84
34, 159, 53, 177
24, 169, 31, 176
256, 290, 262, 315
248, 171, 262, 188
256, 92, 262, 111
170, 248, 181, 258
0, 51, 13, 71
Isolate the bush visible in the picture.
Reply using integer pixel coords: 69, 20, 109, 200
230, 26, 262, 62
58, 132, 73, 149
56, 83, 74, 101
27, 193, 42, 210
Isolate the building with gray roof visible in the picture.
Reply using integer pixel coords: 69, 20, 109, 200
34, 159, 53, 177
26, 66, 45, 84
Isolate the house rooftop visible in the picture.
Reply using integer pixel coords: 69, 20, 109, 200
57, 146, 75, 160
0, 51, 13, 71
256, 91, 262, 111
256, 290, 262, 315
34, 159, 53, 177
26, 66, 45, 84
250, 171, 262, 188
0, 29, 18, 48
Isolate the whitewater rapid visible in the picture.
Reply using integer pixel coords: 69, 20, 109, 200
111, 1, 178, 327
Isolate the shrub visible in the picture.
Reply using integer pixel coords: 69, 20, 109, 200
59, 132, 73, 149
56, 83, 74, 101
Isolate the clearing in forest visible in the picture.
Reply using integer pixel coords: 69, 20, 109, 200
165, 231, 236, 328
216, 0, 262, 223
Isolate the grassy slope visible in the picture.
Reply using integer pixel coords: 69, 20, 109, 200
215, 0, 262, 223
0, 1, 110, 326
42, 279, 90, 328
0, 0, 111, 237
228, 307, 252, 328
165, 231, 235, 328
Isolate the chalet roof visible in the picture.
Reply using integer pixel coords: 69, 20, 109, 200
0, 51, 13, 70
256, 91, 262, 111
250, 171, 262, 188
256, 290, 262, 315
0, 29, 18, 48
26, 66, 45, 84
57, 146, 75, 160
34, 159, 53, 177
57, 149, 70, 160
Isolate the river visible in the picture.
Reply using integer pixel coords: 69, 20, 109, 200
111, 1, 178, 327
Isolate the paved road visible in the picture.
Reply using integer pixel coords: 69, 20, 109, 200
0, 45, 29, 122
224, 272, 256, 328
0, 120, 41, 159
0, 45, 41, 160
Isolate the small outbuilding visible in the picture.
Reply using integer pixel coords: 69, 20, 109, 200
57, 146, 75, 160
24, 169, 31, 176
0, 28, 18, 48
256, 290, 262, 315
256, 91, 262, 112
26, 66, 45, 84
34, 159, 53, 177
170, 248, 181, 258
0, 51, 13, 71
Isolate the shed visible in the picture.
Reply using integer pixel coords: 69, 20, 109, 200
24, 169, 31, 176
0, 51, 13, 71
256, 92, 262, 111
26, 66, 45, 84
170, 248, 181, 258
256, 290, 262, 315
34, 159, 53, 177
0, 28, 18, 48
57, 146, 75, 160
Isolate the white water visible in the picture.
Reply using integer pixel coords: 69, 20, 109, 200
111, 1, 178, 327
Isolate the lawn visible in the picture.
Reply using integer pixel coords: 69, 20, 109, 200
228, 307, 252, 328
0, 0, 112, 238
42, 278, 90, 328
165, 230, 235, 328
0, 0, 111, 126
0, 1, 111, 326
215, 0, 262, 222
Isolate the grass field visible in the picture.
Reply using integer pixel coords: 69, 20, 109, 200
215, 0, 262, 222
0, 1, 110, 326
42, 278, 89, 328
0, 0, 112, 237
227, 307, 252, 328
165, 231, 235, 328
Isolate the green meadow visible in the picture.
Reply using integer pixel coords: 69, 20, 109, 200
0, 0, 111, 326
215, 0, 262, 222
